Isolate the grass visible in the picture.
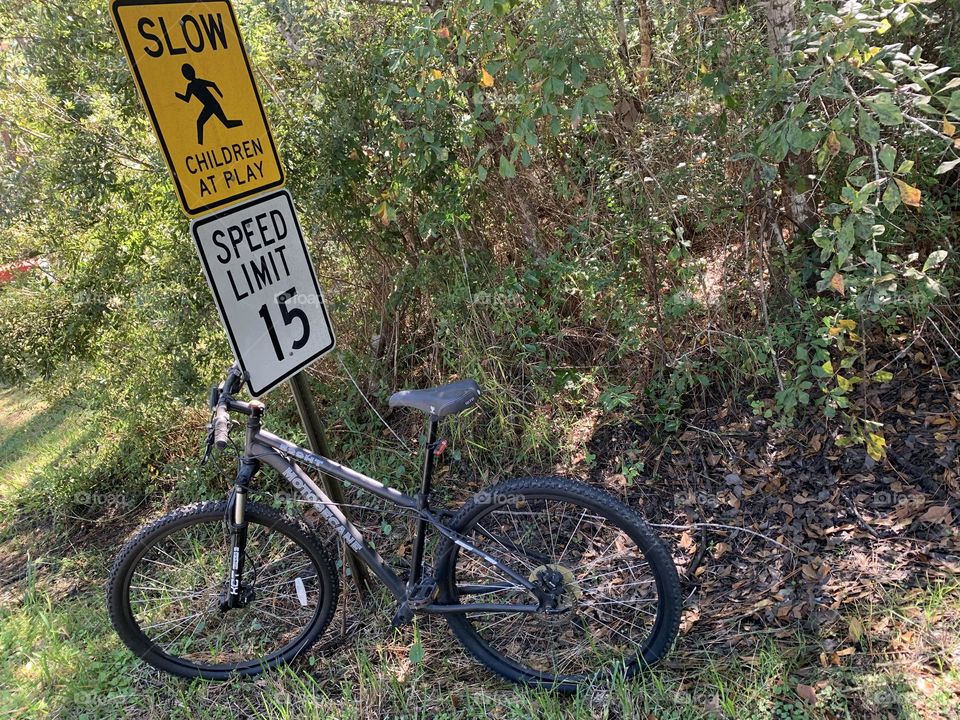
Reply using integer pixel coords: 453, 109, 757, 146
0, 387, 93, 508
0, 388, 958, 719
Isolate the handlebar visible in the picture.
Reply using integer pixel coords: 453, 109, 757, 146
210, 365, 245, 450
213, 401, 231, 449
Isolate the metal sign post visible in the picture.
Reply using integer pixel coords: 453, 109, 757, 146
288, 373, 371, 600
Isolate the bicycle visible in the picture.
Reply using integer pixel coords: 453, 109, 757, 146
107, 365, 681, 690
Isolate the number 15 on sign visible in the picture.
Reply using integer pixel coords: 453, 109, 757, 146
191, 190, 335, 396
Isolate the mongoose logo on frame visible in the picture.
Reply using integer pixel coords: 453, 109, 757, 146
111, 0, 284, 216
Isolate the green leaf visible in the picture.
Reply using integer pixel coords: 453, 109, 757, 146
498, 155, 516, 178
873, 370, 894, 383
923, 250, 948, 272
897, 160, 914, 174
935, 158, 960, 175
879, 144, 896, 172
948, 91, 960, 116
867, 94, 903, 126
858, 107, 881, 144
570, 62, 586, 89
837, 132, 856, 154
409, 640, 425, 663
882, 180, 901, 213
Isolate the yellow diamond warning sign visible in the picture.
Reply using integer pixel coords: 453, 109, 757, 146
111, 0, 284, 216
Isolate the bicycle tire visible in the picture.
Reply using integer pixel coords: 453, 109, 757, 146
435, 476, 681, 691
107, 500, 338, 679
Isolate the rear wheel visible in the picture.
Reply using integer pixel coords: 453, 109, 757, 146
107, 500, 338, 679
436, 477, 681, 690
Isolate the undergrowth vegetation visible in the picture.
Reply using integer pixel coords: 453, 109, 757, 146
0, 0, 957, 512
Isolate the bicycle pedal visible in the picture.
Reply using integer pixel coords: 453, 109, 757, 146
390, 602, 414, 628
407, 578, 437, 608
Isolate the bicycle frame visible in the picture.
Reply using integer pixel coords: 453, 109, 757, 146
223, 397, 544, 617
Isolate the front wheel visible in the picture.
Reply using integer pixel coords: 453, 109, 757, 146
436, 477, 681, 690
107, 500, 339, 679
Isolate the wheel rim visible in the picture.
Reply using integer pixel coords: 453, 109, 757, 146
448, 492, 663, 682
122, 514, 326, 672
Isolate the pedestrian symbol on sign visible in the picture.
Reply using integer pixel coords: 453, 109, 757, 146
176, 63, 243, 144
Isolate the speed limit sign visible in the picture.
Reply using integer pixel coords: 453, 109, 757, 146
190, 190, 335, 395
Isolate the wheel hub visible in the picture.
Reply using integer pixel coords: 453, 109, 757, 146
530, 563, 581, 613
218, 585, 255, 611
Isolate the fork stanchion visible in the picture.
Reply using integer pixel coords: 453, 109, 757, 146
288, 371, 372, 601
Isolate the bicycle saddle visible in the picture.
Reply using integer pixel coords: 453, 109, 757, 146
388, 379, 481, 418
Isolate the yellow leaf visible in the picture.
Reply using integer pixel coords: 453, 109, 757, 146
378, 203, 390, 226
829, 326, 842, 336
945, 119, 957, 137
826, 131, 841, 155
862, 46, 880, 63
837, 319, 857, 330
876, 18, 892, 35
480, 68, 494, 88
430, 69, 443, 80
435, 26, 450, 39
830, 272, 845, 295
836, 375, 852, 392
866, 432, 886, 461
848, 617, 865, 642
894, 178, 921, 207
821, 360, 834, 375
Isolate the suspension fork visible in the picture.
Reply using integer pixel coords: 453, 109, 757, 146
222, 402, 263, 610
221, 457, 257, 610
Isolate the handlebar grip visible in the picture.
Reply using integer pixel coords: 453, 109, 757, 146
225, 365, 243, 395
213, 402, 230, 449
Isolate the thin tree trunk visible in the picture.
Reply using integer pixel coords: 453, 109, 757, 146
635, 0, 653, 90
766, 0, 797, 59
614, 0, 631, 76
764, 0, 814, 232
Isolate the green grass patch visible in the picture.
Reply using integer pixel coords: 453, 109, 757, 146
0, 387, 94, 509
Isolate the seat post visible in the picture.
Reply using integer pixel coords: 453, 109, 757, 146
419, 416, 439, 502
407, 416, 438, 592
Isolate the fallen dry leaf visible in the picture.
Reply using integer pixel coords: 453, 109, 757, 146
919, 504, 952, 524
796, 683, 818, 705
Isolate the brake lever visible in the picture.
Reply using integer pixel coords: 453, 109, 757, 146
201, 415, 215, 465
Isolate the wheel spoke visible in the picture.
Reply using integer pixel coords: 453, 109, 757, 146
119, 504, 334, 673
450, 487, 675, 681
